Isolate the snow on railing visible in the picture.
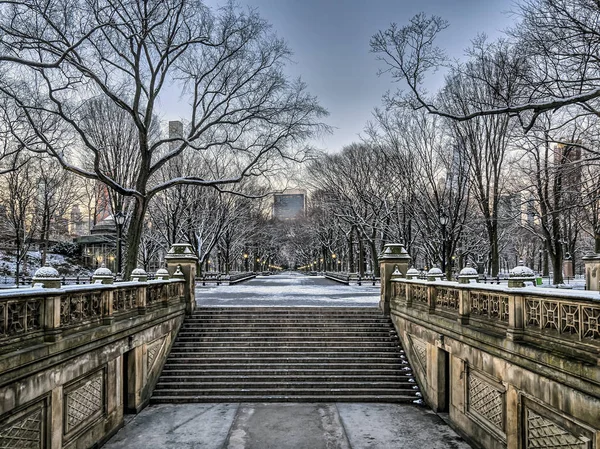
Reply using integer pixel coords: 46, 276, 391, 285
390, 278, 600, 344
0, 279, 185, 345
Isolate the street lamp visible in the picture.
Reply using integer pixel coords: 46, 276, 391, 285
440, 212, 449, 278
114, 211, 126, 278
243, 253, 249, 272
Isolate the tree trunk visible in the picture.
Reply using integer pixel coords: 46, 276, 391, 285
369, 240, 379, 277
348, 231, 355, 273
595, 229, 600, 253
358, 239, 365, 276
123, 197, 148, 279
489, 224, 500, 277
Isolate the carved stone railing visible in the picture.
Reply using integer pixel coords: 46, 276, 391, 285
391, 279, 600, 346
0, 279, 185, 350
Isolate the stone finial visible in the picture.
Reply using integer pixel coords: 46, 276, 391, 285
32, 265, 61, 289
458, 263, 479, 284
92, 264, 114, 285
155, 267, 170, 280
406, 267, 420, 280
426, 267, 444, 282
508, 260, 536, 287
131, 267, 148, 282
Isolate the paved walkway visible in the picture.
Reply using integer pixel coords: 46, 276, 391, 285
195, 273, 380, 307
103, 274, 471, 449
104, 403, 470, 449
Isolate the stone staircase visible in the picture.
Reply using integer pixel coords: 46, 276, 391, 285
151, 307, 421, 403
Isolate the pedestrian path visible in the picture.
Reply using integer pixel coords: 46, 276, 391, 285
196, 273, 380, 307
103, 403, 471, 449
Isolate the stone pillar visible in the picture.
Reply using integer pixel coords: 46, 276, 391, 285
583, 253, 600, 291
507, 294, 525, 341
125, 344, 144, 414
165, 243, 198, 315
50, 386, 63, 449
427, 341, 449, 412
378, 243, 411, 315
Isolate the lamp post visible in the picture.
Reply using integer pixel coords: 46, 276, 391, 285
114, 211, 125, 278
243, 253, 249, 272
331, 253, 336, 272
440, 212, 448, 279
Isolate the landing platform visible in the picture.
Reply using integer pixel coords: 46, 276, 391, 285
196, 273, 380, 307
103, 403, 471, 449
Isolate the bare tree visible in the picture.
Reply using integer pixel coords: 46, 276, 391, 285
0, 0, 328, 276
0, 156, 38, 285
370, 2, 600, 131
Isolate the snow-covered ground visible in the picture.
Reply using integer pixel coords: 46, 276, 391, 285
196, 272, 380, 307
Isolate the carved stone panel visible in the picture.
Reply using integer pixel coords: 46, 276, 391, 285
0, 400, 45, 449
407, 334, 427, 375
525, 409, 589, 449
64, 369, 105, 437
467, 370, 505, 433
146, 337, 166, 375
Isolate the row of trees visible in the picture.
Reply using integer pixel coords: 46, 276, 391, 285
288, 0, 600, 284
0, 0, 327, 277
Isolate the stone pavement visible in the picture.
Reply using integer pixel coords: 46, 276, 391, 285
196, 273, 381, 307
103, 403, 471, 449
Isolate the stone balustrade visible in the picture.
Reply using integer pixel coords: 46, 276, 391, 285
0, 243, 198, 449
391, 279, 600, 345
379, 243, 600, 449
0, 279, 185, 350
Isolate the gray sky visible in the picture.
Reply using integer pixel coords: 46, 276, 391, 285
162, 0, 515, 152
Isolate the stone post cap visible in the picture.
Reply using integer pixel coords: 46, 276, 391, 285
92, 264, 114, 285
582, 252, 600, 261
406, 267, 420, 280
427, 267, 444, 282
155, 268, 170, 280
378, 243, 411, 261
165, 243, 198, 261
131, 267, 148, 282
458, 264, 478, 284
32, 266, 62, 288
508, 260, 536, 287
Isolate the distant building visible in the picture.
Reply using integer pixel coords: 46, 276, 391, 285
273, 191, 306, 220
554, 143, 582, 193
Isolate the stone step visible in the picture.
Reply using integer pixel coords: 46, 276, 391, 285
157, 374, 412, 382
159, 368, 411, 376
173, 336, 397, 344
152, 387, 418, 396
167, 357, 411, 371
172, 341, 398, 352
170, 344, 401, 352
192, 307, 381, 314
181, 323, 393, 329
151, 306, 419, 404
150, 394, 417, 404
155, 381, 414, 390
166, 351, 408, 359
178, 328, 396, 339
185, 316, 391, 323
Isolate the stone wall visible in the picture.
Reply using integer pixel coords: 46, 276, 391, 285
0, 279, 186, 449
387, 278, 600, 449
